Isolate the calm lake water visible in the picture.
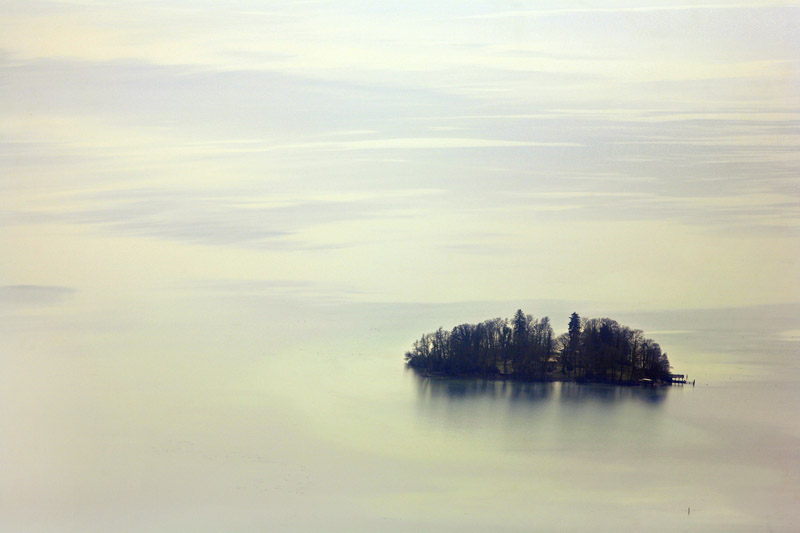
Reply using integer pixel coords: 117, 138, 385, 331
1, 293, 798, 531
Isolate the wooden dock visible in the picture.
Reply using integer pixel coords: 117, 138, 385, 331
639, 374, 694, 386
670, 373, 695, 386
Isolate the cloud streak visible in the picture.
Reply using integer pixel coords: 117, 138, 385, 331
462, 2, 800, 19
1, 1, 798, 308
0, 285, 76, 306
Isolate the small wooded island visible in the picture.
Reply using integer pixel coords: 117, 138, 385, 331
406, 311, 677, 385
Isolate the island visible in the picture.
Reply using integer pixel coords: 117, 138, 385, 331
405, 310, 679, 385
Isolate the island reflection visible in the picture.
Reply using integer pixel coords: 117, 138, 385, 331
409, 367, 668, 406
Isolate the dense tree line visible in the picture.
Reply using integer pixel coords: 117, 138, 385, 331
405, 310, 672, 384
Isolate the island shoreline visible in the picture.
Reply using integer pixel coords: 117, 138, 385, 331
410, 367, 676, 387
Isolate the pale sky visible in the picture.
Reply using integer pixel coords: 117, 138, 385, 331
2, 0, 799, 309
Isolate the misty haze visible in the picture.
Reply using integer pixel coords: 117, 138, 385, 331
2, 1, 799, 531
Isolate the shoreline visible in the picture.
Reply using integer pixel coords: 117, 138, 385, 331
410, 367, 676, 387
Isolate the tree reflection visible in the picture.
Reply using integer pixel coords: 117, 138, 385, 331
559, 381, 667, 405
409, 367, 667, 406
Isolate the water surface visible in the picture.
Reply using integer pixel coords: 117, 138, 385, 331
1, 295, 798, 531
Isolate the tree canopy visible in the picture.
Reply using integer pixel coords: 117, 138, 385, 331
405, 311, 672, 384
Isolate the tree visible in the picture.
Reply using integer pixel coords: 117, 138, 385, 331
511, 309, 533, 376
561, 312, 581, 377
512, 309, 529, 347
499, 320, 513, 373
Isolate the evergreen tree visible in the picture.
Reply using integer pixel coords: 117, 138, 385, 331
562, 312, 581, 376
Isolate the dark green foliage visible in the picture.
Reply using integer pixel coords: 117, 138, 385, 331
405, 311, 672, 384
560, 312, 581, 375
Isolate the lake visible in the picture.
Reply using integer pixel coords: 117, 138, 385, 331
1, 292, 798, 531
